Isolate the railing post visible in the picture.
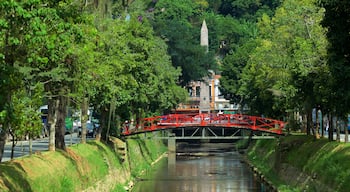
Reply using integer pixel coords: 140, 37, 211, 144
252, 116, 256, 130
175, 114, 179, 126
151, 118, 155, 130
227, 114, 231, 127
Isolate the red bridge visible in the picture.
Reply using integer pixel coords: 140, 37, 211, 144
121, 113, 285, 138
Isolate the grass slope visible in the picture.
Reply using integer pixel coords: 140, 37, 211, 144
0, 137, 166, 192
247, 135, 350, 192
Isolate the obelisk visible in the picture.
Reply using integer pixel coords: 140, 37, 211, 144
200, 20, 209, 52
199, 20, 210, 114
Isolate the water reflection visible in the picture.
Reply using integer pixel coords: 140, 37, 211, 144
132, 143, 262, 192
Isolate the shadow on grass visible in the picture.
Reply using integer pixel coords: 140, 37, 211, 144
0, 162, 32, 192
137, 139, 152, 164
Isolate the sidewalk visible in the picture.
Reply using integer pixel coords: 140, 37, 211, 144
323, 132, 349, 142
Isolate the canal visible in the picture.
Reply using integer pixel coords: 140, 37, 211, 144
131, 142, 264, 192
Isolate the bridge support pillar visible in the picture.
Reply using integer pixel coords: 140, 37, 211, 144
168, 137, 176, 171
168, 152, 176, 170
168, 137, 176, 153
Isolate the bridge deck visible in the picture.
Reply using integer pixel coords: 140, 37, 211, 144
121, 113, 285, 137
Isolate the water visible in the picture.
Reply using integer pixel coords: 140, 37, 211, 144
132, 143, 264, 192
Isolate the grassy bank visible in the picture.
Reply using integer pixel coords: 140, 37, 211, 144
0, 136, 167, 192
247, 135, 350, 192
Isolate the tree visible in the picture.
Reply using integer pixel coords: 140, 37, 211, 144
219, 0, 329, 128
244, 0, 328, 126
36, 1, 89, 150
218, 0, 281, 21
68, 13, 98, 143
320, 0, 350, 138
0, 0, 90, 151
8, 86, 43, 159
152, 0, 216, 86
0, 0, 45, 160
218, 20, 260, 104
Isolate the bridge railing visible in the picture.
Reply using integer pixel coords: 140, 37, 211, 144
122, 113, 285, 135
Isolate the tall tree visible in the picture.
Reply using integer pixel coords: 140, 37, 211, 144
34, 1, 88, 150
320, 0, 350, 126
0, 0, 89, 151
90, 13, 186, 139
8, 86, 43, 159
220, 0, 328, 123
0, 0, 44, 160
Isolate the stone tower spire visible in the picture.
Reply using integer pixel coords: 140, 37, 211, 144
200, 20, 208, 52
199, 19, 210, 114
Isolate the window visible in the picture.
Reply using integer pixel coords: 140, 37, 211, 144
188, 87, 193, 96
196, 86, 200, 97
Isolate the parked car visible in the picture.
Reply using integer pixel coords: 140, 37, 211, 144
78, 122, 96, 138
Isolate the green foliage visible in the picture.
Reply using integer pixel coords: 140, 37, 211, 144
220, 0, 329, 118
89, 13, 186, 129
1, 0, 346, 149
220, 39, 259, 103
152, 0, 217, 86
10, 87, 43, 139
218, 0, 282, 21
0, 0, 91, 149
319, 0, 350, 116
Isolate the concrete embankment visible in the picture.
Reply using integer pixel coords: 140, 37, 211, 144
246, 135, 350, 192
0, 135, 167, 192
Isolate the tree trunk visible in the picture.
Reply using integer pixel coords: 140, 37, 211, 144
10, 132, 15, 160
306, 110, 312, 135
48, 98, 58, 151
95, 106, 107, 141
116, 115, 121, 136
106, 103, 112, 141
81, 97, 88, 144
29, 136, 33, 155
302, 114, 307, 133
320, 111, 324, 137
106, 101, 116, 141
0, 129, 7, 162
328, 113, 333, 141
335, 117, 340, 142
136, 108, 143, 131
345, 116, 349, 142
0, 94, 11, 162
315, 109, 320, 139
111, 103, 116, 135
55, 95, 67, 150
344, 122, 348, 142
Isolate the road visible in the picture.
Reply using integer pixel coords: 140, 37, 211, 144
2, 133, 82, 162
323, 131, 350, 142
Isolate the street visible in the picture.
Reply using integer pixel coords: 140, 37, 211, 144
2, 133, 82, 162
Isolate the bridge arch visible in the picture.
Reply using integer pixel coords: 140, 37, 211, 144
121, 113, 285, 139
